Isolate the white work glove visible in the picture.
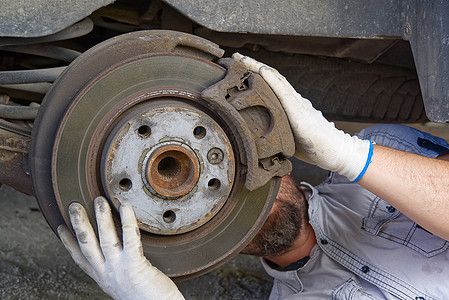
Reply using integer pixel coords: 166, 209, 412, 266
233, 53, 373, 182
57, 197, 184, 300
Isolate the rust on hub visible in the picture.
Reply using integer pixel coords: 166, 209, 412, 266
146, 145, 199, 198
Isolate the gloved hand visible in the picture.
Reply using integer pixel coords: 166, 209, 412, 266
57, 197, 184, 300
233, 53, 373, 182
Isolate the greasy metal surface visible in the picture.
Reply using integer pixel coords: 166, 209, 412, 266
0, 129, 32, 195
101, 100, 235, 235
0, 0, 112, 37
202, 58, 295, 191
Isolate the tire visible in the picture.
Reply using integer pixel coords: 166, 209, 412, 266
231, 49, 425, 123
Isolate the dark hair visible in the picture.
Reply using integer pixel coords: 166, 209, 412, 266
242, 176, 308, 257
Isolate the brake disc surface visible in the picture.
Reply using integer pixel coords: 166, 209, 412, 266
31, 31, 280, 279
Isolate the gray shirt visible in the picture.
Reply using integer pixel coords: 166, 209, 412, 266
262, 124, 449, 300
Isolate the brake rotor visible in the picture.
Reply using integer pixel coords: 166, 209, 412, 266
31, 31, 281, 279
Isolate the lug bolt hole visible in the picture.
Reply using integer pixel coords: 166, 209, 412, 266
193, 126, 206, 139
119, 178, 132, 191
208, 178, 221, 190
163, 210, 176, 223
137, 125, 151, 138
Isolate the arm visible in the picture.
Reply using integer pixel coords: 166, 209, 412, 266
234, 53, 449, 240
58, 197, 184, 300
360, 145, 449, 240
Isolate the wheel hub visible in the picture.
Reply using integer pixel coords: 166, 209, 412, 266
101, 101, 235, 235
145, 143, 199, 198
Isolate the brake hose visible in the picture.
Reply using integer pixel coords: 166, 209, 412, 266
0, 118, 32, 137
0, 104, 39, 119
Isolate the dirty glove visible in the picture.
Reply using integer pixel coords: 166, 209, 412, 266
57, 197, 184, 300
233, 53, 373, 182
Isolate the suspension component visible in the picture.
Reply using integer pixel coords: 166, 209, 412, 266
0, 18, 94, 193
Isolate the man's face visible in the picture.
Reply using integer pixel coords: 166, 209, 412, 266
241, 175, 308, 257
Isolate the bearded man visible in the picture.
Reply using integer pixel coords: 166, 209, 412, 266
58, 55, 449, 300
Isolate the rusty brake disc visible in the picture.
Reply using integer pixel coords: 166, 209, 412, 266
30, 30, 293, 280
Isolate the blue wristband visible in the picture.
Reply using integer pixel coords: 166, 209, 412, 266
351, 140, 374, 183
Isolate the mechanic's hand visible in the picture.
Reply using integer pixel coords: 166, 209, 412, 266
57, 197, 184, 300
233, 53, 373, 181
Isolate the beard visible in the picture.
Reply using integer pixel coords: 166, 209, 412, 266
241, 176, 308, 257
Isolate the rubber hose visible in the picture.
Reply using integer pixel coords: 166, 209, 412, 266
0, 118, 32, 137
0, 45, 81, 62
0, 82, 52, 95
0, 104, 39, 119
0, 67, 66, 84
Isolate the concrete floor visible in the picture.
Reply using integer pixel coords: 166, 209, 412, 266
0, 185, 275, 300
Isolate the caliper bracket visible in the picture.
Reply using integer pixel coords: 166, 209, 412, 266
202, 58, 295, 191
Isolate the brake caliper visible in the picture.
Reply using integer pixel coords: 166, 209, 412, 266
202, 58, 295, 190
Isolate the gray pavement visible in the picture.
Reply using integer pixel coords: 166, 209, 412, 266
0, 184, 274, 300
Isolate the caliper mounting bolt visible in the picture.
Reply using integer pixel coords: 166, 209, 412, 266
207, 147, 224, 164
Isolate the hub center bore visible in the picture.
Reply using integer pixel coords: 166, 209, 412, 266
146, 145, 199, 198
